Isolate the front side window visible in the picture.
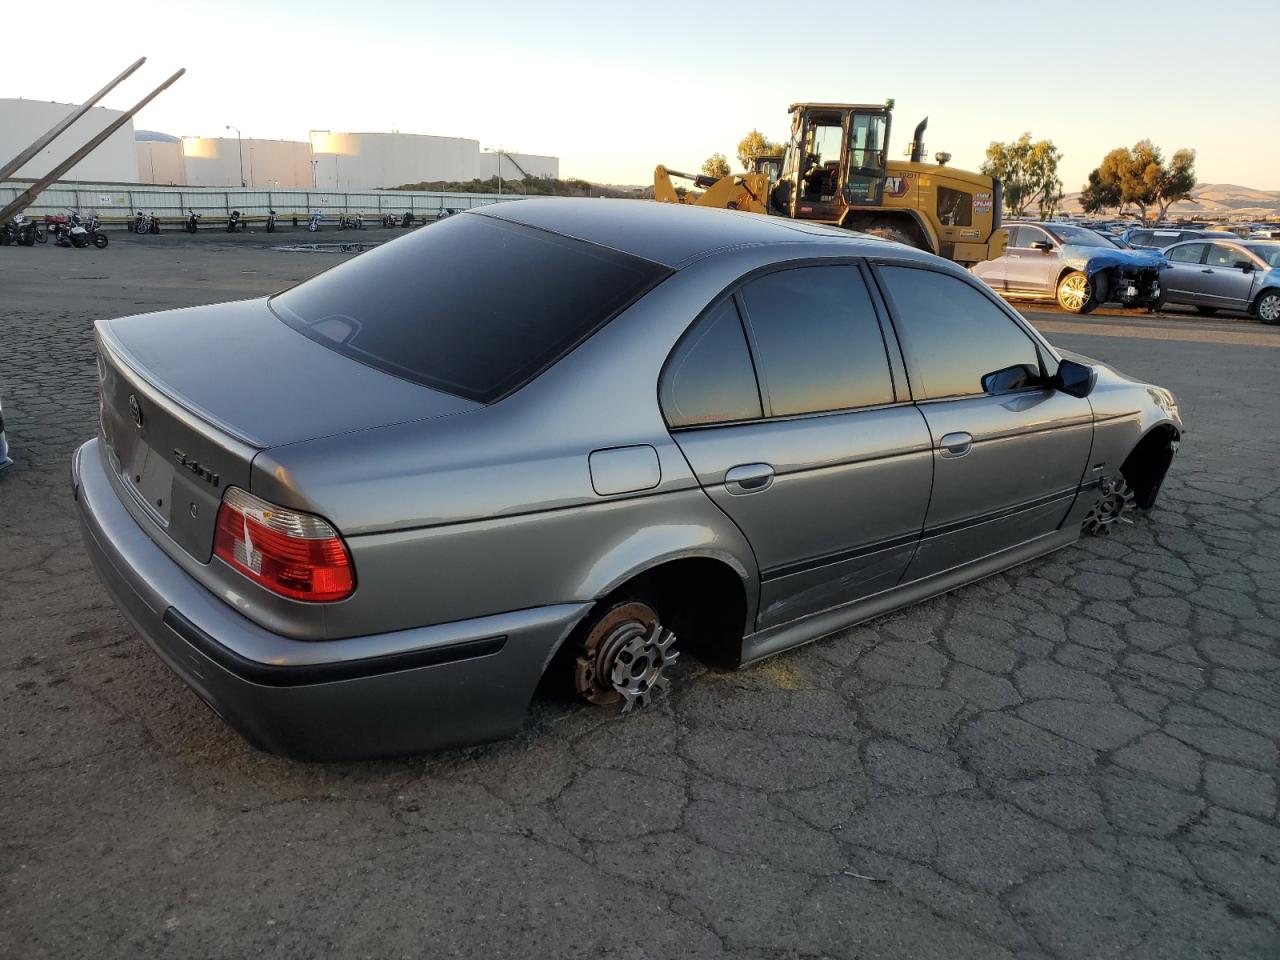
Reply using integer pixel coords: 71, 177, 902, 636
937, 187, 973, 227
1017, 226, 1051, 248
271, 214, 670, 403
661, 299, 762, 428
1206, 243, 1247, 268
878, 266, 1041, 400
738, 265, 894, 417
1167, 242, 1206, 264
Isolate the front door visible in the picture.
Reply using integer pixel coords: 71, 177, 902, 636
1199, 243, 1261, 310
874, 263, 1094, 582
792, 111, 847, 222
1003, 224, 1059, 294
662, 264, 932, 629
841, 109, 891, 208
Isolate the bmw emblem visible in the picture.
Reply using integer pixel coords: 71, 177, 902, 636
128, 393, 144, 429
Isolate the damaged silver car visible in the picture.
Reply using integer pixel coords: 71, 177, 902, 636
73, 199, 1183, 760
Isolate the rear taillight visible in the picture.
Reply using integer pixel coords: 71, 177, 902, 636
213, 487, 354, 602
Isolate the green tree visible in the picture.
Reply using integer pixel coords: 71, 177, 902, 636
701, 153, 731, 179
736, 129, 784, 171
1082, 142, 1197, 225
1079, 166, 1123, 215
980, 133, 1064, 219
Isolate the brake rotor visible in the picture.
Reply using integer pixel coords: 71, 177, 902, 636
1083, 477, 1137, 535
574, 601, 679, 712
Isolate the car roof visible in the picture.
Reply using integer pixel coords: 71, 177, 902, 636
472, 197, 911, 268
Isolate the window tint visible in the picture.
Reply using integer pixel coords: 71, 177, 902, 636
878, 266, 1040, 400
1206, 243, 1246, 268
1128, 231, 1154, 247
270, 214, 670, 403
738, 265, 893, 416
937, 187, 973, 227
661, 299, 762, 428
1017, 226, 1050, 248
1167, 242, 1205, 264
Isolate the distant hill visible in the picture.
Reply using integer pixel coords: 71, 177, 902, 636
1059, 182, 1280, 220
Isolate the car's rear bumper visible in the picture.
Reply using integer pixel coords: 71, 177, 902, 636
72, 438, 590, 761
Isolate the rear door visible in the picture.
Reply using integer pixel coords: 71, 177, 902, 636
1162, 242, 1208, 303
663, 263, 933, 629
971, 225, 1015, 290
873, 263, 1093, 582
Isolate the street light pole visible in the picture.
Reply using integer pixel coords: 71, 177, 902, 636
225, 124, 245, 187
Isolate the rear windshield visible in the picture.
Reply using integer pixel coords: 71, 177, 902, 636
270, 213, 670, 403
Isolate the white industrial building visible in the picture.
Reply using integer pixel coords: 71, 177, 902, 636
2, 97, 561, 190
477, 150, 560, 181
181, 136, 313, 188
0, 97, 140, 183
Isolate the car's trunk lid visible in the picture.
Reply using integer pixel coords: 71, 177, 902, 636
96, 298, 480, 562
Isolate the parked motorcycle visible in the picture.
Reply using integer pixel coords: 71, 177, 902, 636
400, 211, 415, 228
1, 215, 38, 246
149, 212, 160, 234
338, 213, 365, 230
308, 210, 322, 232
56, 212, 108, 249
133, 211, 153, 235
266, 209, 277, 233
382, 213, 397, 228
185, 209, 201, 234
226, 210, 242, 233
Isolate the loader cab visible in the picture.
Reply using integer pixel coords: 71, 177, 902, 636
781, 102, 893, 223
752, 154, 783, 183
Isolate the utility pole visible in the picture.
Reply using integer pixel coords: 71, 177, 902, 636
226, 125, 245, 186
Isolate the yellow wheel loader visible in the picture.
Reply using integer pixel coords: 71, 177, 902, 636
655, 101, 1007, 266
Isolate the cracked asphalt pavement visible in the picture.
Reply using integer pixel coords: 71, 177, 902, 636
2, 237, 1278, 959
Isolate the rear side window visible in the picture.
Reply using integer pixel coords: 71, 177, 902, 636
661, 299, 762, 427
738, 265, 894, 417
878, 266, 1040, 400
937, 187, 973, 227
1128, 231, 1153, 247
270, 214, 670, 403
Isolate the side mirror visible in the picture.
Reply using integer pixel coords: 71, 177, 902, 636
1236, 261, 1254, 273
1031, 240, 1054, 252
1054, 359, 1096, 398
981, 363, 1041, 394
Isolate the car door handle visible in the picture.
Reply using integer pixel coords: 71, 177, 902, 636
724, 463, 775, 494
1201, 268, 1214, 273
938, 432, 973, 459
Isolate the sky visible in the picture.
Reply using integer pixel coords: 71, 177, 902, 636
21, 0, 1280, 192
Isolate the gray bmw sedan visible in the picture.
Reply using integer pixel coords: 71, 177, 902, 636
73, 199, 1182, 760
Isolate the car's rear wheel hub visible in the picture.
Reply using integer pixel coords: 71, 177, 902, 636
1083, 477, 1137, 535
575, 601, 678, 712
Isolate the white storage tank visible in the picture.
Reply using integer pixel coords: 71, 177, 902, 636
310, 131, 480, 190
0, 97, 140, 183
135, 131, 186, 185
182, 137, 312, 188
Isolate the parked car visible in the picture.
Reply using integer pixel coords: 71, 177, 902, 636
1160, 239, 1280, 321
72, 199, 1183, 760
1125, 227, 1238, 250
972, 221, 1167, 313
0, 394, 10, 472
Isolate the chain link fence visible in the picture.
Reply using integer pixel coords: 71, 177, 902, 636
0, 180, 526, 227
